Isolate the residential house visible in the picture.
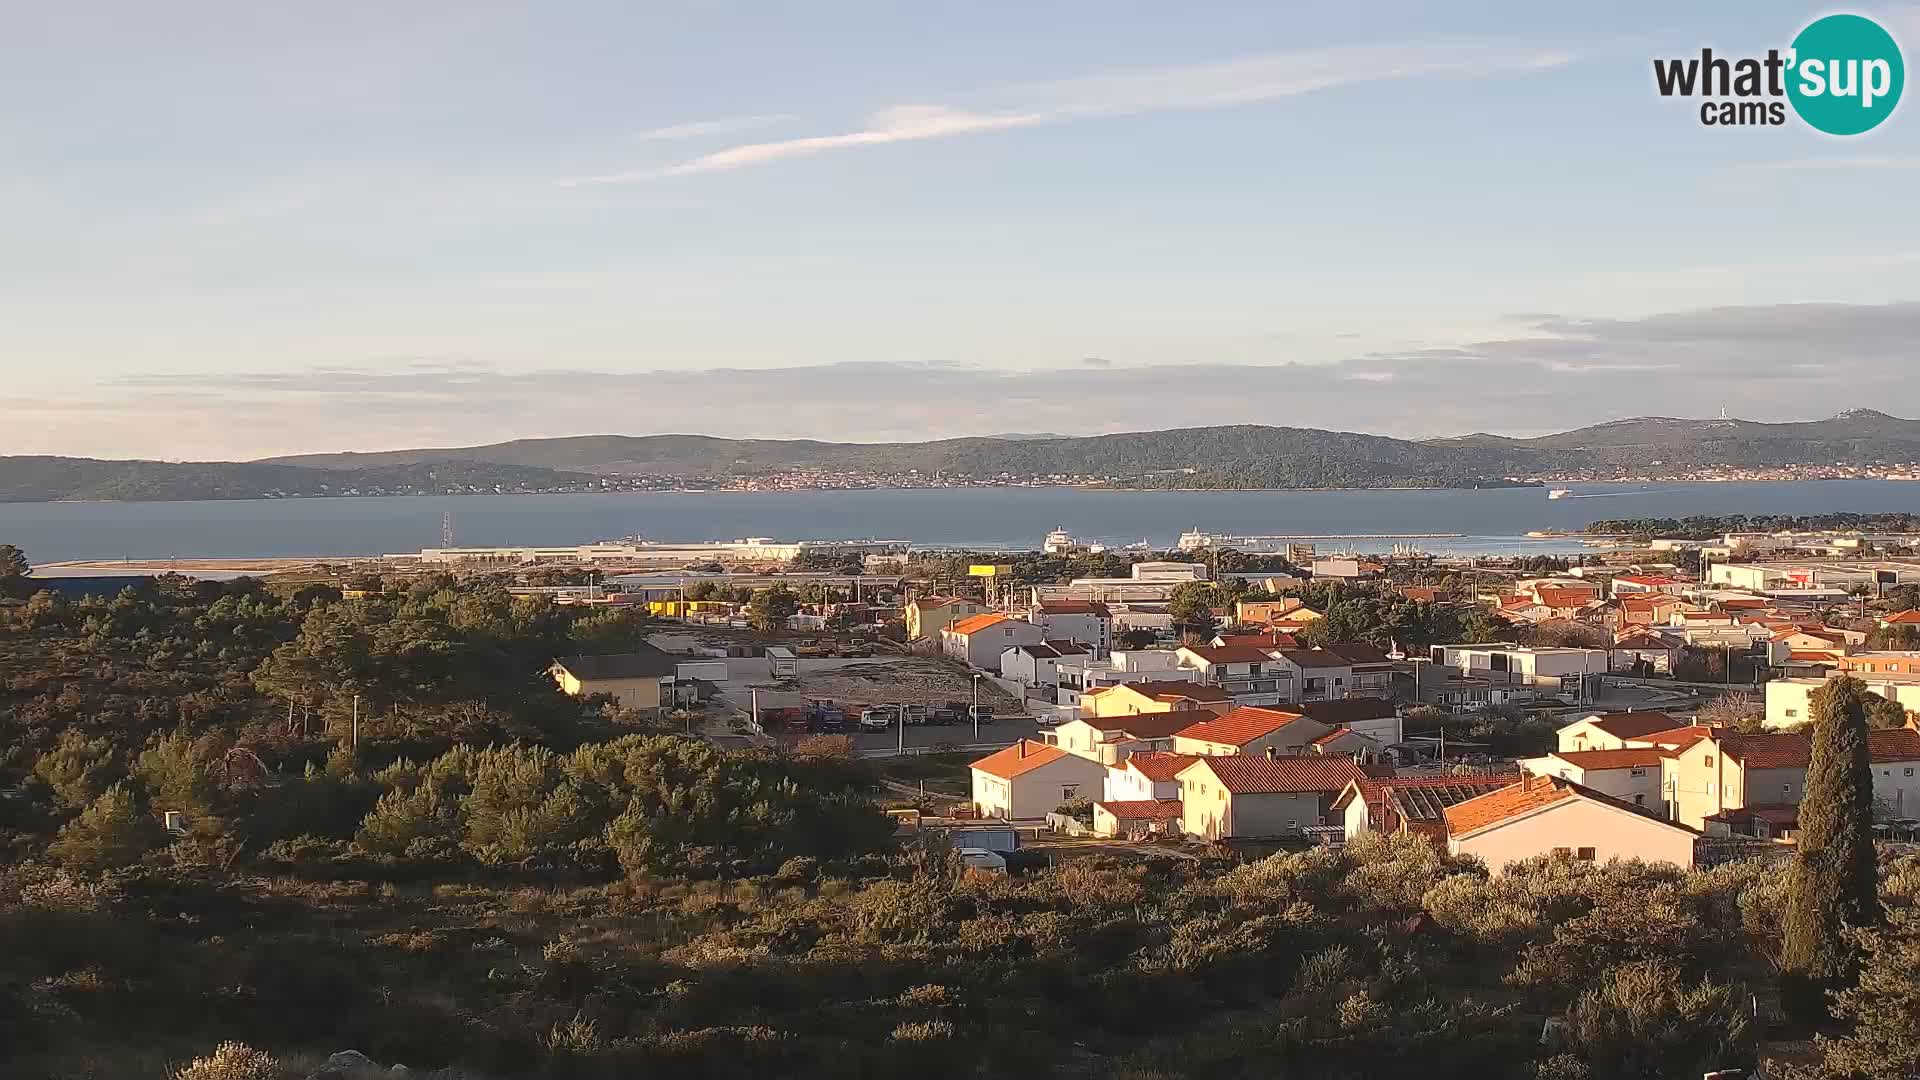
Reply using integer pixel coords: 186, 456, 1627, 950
1079, 680, 1233, 720
1102, 750, 1196, 802
1662, 726, 1920, 832
1176, 753, 1371, 840
551, 647, 678, 716
1431, 644, 1612, 690
1053, 649, 1196, 708
1271, 649, 1355, 702
1310, 726, 1384, 760
1235, 598, 1306, 626
1765, 674, 1920, 729
1611, 575, 1688, 598
1298, 697, 1404, 746
942, 613, 1045, 670
1176, 644, 1296, 706
1834, 651, 1920, 676
1049, 711, 1212, 766
1325, 641, 1397, 698
1332, 774, 1521, 842
1029, 600, 1113, 655
1611, 631, 1681, 675
1878, 609, 1920, 630
1311, 557, 1369, 580
1444, 774, 1700, 874
970, 740, 1107, 820
1092, 798, 1186, 839
1556, 712, 1681, 753
906, 596, 988, 641
999, 640, 1088, 690
1171, 706, 1331, 757
1520, 748, 1671, 810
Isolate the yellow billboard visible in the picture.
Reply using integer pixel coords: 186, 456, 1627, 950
969, 564, 1012, 577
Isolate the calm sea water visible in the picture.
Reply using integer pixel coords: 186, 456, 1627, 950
5, 481, 1920, 563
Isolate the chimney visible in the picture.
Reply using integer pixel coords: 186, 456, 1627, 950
1018, 740, 1028, 758
1265, 745, 1277, 761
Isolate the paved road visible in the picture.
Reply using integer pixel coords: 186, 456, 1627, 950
848, 715, 1047, 753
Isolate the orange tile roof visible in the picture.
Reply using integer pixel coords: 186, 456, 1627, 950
1333, 774, 1521, 830
1173, 706, 1310, 746
1713, 732, 1809, 770
1444, 774, 1581, 836
970, 740, 1070, 779
1216, 631, 1299, 649
948, 613, 1011, 636
1183, 754, 1369, 795
1312, 726, 1362, 745
1100, 711, 1219, 740
1537, 588, 1596, 609
1094, 798, 1184, 820
1548, 748, 1673, 769
1118, 680, 1230, 703
1789, 650, 1842, 662
1884, 609, 1920, 625
1616, 575, 1680, 587
1632, 725, 1721, 749
1124, 751, 1199, 781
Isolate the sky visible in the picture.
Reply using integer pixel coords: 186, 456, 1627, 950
4, 1, 1920, 460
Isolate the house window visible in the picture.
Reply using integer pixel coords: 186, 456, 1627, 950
1785, 709, 1798, 718
1703, 755, 1714, 767
1061, 785, 1079, 801
1576, 847, 1597, 861
1553, 847, 1572, 857
1784, 784, 1793, 794
1907, 768, 1915, 777
1634, 794, 1646, 806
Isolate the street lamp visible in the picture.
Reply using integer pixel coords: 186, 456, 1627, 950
972, 674, 981, 740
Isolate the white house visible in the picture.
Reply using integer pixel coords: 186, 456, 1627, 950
1519, 748, 1671, 811
942, 613, 1046, 671
1048, 711, 1208, 765
1029, 601, 1112, 655
999, 641, 1088, 690
1102, 750, 1195, 803
1170, 706, 1332, 757
969, 740, 1107, 820
1554, 712, 1682, 753
1175, 644, 1294, 706
1444, 775, 1700, 874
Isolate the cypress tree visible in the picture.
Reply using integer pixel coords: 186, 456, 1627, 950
1780, 675, 1881, 1023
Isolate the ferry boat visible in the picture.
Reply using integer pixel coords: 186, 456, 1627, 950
1042, 527, 1078, 554
1547, 488, 1572, 500
1176, 528, 1218, 552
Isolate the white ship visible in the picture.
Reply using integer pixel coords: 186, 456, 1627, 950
1176, 528, 1218, 552
1547, 488, 1572, 500
1042, 527, 1078, 554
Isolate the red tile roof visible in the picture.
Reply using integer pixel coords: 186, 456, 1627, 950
948, 613, 1010, 636
1632, 725, 1722, 749
1883, 609, 1920, 625
1094, 798, 1184, 821
1124, 751, 1199, 781
1707, 729, 1920, 770
1183, 754, 1369, 795
1612, 632, 1678, 651
1537, 588, 1596, 609
970, 740, 1072, 779
1579, 712, 1679, 739
1547, 748, 1673, 769
1173, 706, 1311, 746
1616, 575, 1680, 587
1124, 680, 1231, 703
1096, 711, 1218, 741
1312, 726, 1365, 746
1039, 600, 1112, 616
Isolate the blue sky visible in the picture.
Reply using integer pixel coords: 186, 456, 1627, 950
4, 1, 1919, 458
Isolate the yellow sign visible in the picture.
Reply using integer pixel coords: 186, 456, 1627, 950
969, 564, 1012, 577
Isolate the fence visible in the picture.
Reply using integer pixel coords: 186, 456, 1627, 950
857, 741, 1017, 759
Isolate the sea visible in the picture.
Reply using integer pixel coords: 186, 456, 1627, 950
6, 480, 1920, 565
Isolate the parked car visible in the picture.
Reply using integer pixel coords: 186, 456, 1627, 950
956, 848, 1008, 874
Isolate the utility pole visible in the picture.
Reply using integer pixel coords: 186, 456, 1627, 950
351, 694, 359, 754
972, 674, 981, 741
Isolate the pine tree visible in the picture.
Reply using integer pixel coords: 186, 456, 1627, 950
1780, 675, 1881, 1023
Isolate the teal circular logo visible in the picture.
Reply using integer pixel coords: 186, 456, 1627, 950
1787, 14, 1904, 135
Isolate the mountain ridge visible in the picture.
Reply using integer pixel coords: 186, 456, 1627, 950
6, 410, 1918, 502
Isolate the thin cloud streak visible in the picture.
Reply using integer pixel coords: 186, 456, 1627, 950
568, 40, 1573, 183
635, 114, 789, 141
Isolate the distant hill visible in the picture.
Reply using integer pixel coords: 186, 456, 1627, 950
1428, 409, 1920, 468
10, 409, 1920, 502
263, 426, 1542, 489
0, 457, 597, 503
